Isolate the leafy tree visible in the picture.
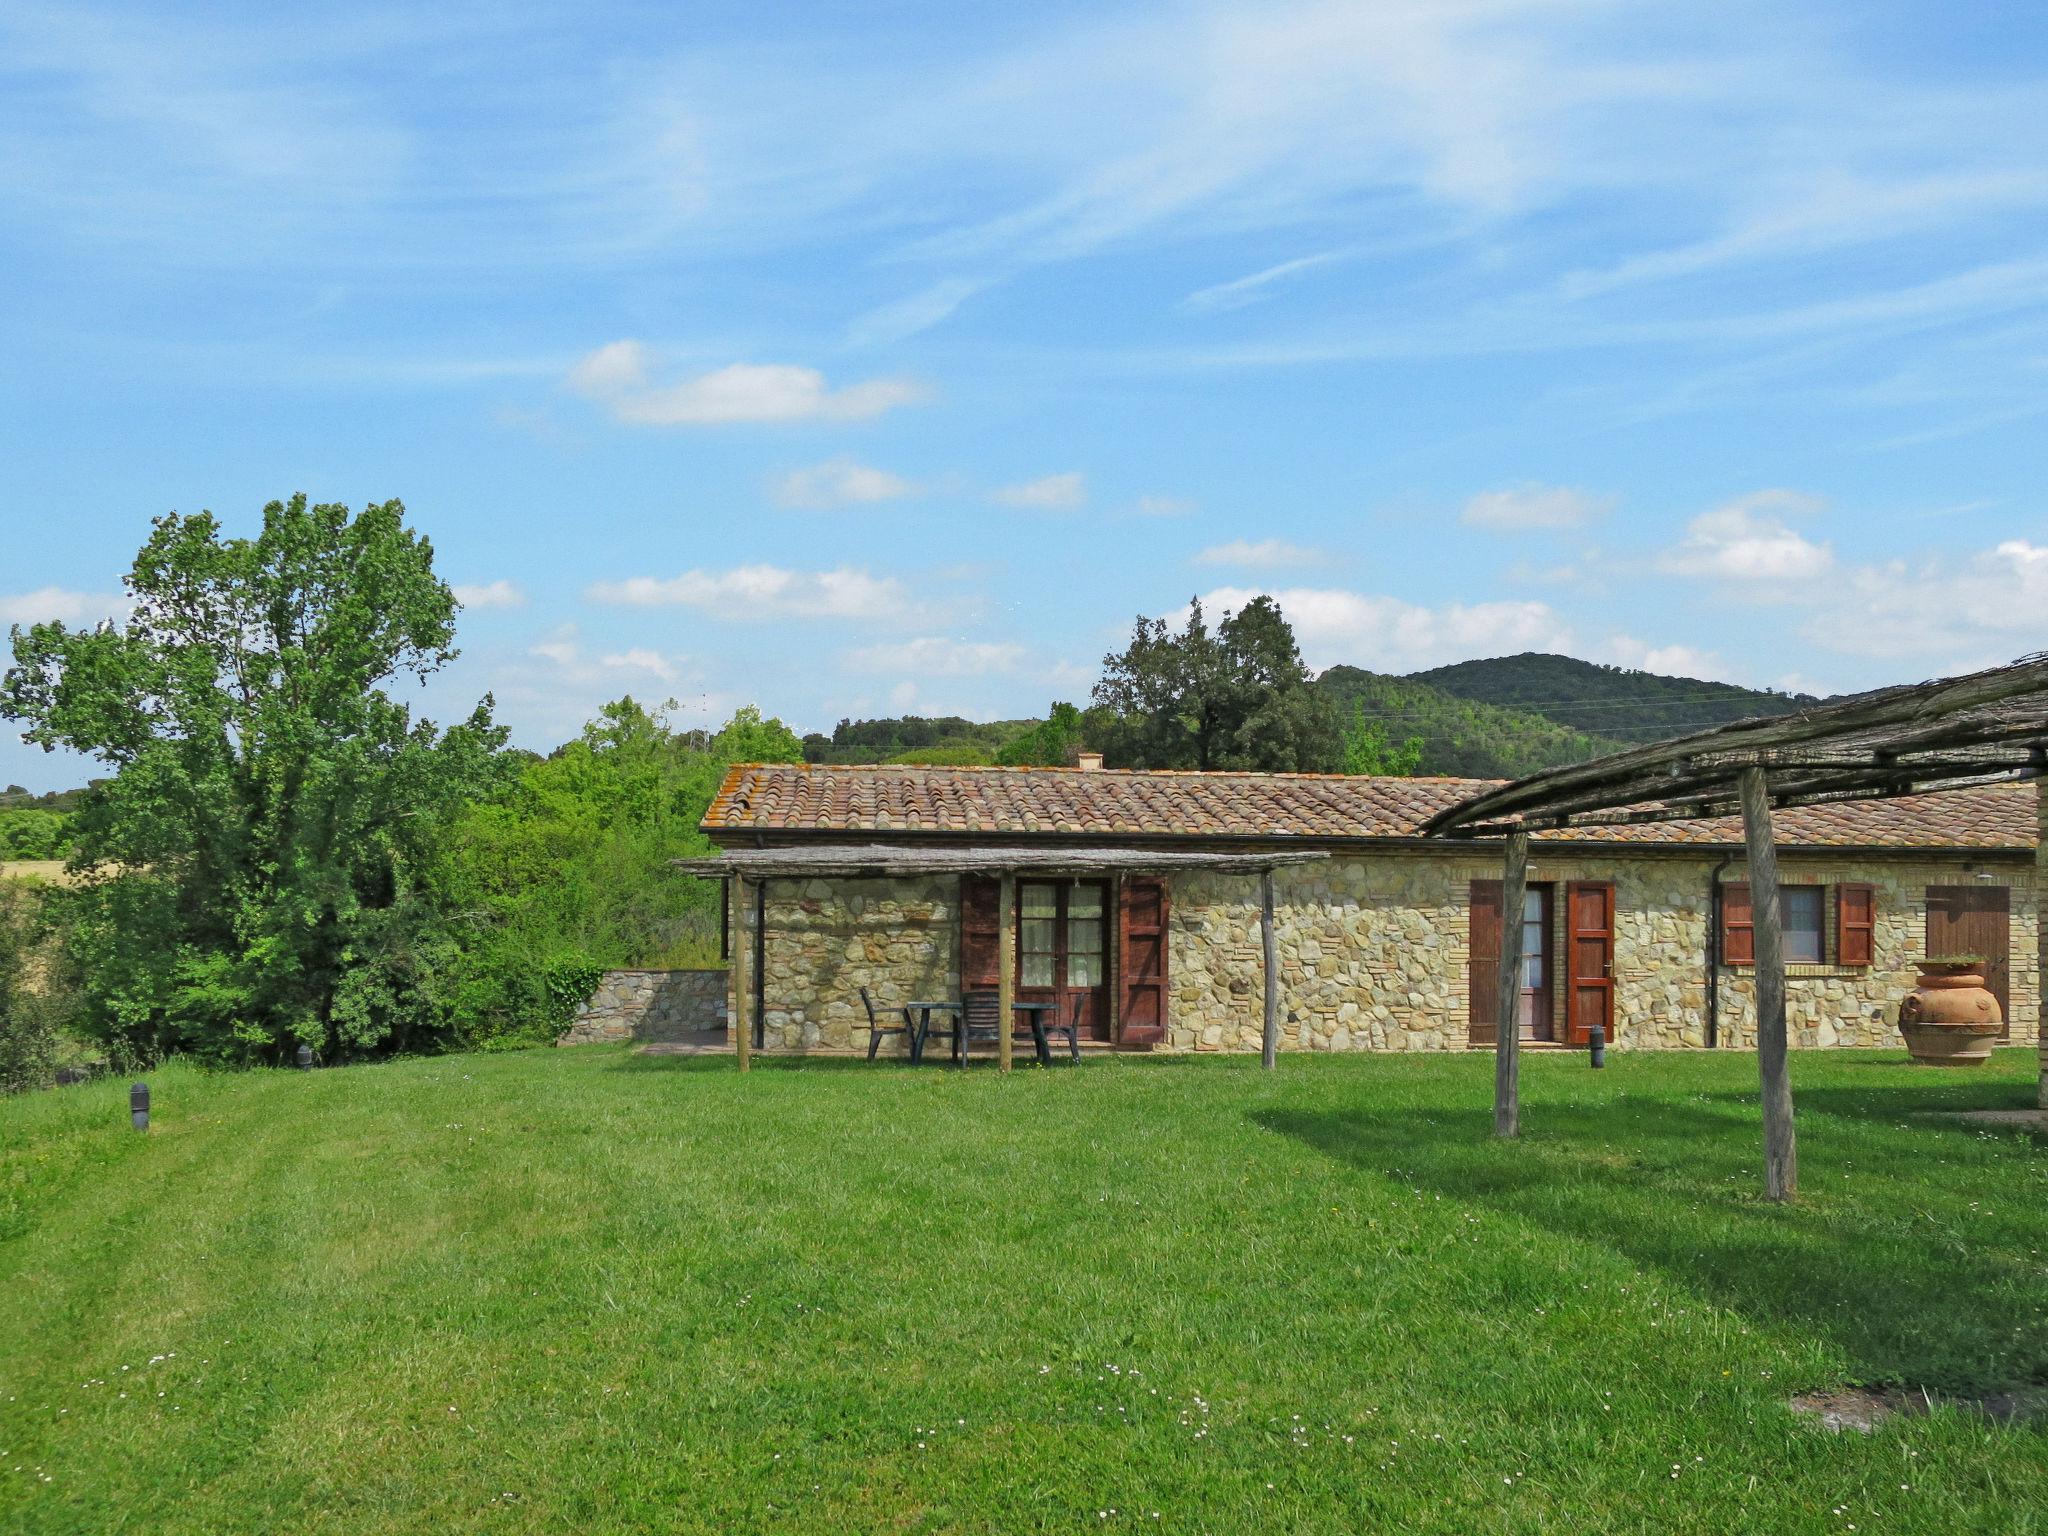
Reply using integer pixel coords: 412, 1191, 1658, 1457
996, 702, 1089, 766
1340, 703, 1425, 776
1093, 596, 1342, 771
437, 700, 802, 1047
0, 809, 70, 859
0, 884, 62, 1093
2, 495, 508, 1064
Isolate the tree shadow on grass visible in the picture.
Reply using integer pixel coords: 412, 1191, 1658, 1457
1255, 1096, 2048, 1395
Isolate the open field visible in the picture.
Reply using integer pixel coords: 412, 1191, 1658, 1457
2, 1047, 2045, 1534
0, 862, 68, 885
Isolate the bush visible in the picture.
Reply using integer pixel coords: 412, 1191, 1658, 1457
1, 884, 69, 1094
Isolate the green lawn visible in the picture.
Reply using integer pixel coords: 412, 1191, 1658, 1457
2, 1047, 2045, 1535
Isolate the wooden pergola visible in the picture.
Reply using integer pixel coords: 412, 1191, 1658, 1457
676, 844, 1330, 1074
1424, 653, 2048, 1202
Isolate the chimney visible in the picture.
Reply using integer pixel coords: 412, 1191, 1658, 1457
1075, 750, 1105, 772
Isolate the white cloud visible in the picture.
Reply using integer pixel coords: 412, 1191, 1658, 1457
599, 648, 678, 681
528, 625, 582, 667
1659, 490, 1833, 583
992, 472, 1086, 510
0, 587, 128, 627
1193, 539, 1324, 570
1201, 585, 1574, 672
567, 341, 926, 426
771, 457, 916, 510
1793, 539, 2048, 663
1133, 494, 1197, 518
452, 579, 525, 609
1462, 484, 1611, 531
586, 564, 906, 622
1593, 636, 1737, 683
844, 637, 1025, 676
846, 277, 990, 346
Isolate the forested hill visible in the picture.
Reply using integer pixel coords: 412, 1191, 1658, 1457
1314, 667, 1620, 778
1409, 653, 1822, 745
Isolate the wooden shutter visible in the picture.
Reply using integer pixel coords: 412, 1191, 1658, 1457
1467, 880, 1503, 1046
960, 875, 1001, 990
1835, 882, 1876, 967
1720, 882, 1754, 965
1564, 881, 1615, 1045
1118, 878, 1169, 1046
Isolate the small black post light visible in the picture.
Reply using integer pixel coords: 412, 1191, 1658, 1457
1588, 1024, 1607, 1069
296, 1044, 314, 1071
131, 1081, 150, 1131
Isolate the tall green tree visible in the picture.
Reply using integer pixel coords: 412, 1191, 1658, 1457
1093, 596, 1342, 771
2, 495, 508, 1064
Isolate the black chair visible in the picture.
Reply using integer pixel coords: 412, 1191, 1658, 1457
1046, 995, 1083, 1064
860, 987, 919, 1062
956, 989, 1004, 1068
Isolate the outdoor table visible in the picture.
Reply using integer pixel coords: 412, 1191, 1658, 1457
905, 1001, 961, 1064
908, 1000, 1056, 1065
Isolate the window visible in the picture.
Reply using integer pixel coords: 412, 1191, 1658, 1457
1782, 886, 1824, 964
1020, 883, 1058, 987
1721, 881, 1848, 965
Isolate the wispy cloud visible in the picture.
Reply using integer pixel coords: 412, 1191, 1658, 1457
844, 637, 1024, 675
1133, 494, 1196, 518
0, 587, 128, 626
1192, 538, 1324, 569
567, 342, 926, 426
771, 457, 916, 509
992, 472, 1085, 510
1201, 584, 1575, 673
453, 579, 526, 609
586, 564, 907, 621
1182, 250, 1347, 313
1462, 484, 1610, 532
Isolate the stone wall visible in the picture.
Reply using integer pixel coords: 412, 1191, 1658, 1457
741, 876, 956, 1053
723, 849, 2038, 1056
1167, 850, 2039, 1053
559, 968, 728, 1046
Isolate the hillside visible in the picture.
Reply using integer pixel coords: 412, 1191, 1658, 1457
1316, 667, 1621, 778
1411, 653, 1821, 745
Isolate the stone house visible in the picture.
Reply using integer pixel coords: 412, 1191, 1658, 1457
700, 760, 2040, 1057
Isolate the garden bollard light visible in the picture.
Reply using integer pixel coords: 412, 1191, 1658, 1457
1588, 1024, 1606, 1069
131, 1081, 149, 1131
296, 1044, 314, 1071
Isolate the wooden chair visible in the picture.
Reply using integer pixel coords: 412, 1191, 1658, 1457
859, 987, 918, 1062
956, 989, 1003, 1068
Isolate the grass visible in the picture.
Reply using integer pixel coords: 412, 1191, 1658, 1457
1, 1046, 2045, 1535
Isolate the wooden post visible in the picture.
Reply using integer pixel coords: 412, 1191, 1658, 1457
732, 877, 752, 1074
1494, 830, 1529, 1137
1261, 868, 1280, 1070
2035, 779, 2046, 1110
1738, 765, 1797, 1201
996, 872, 1016, 1074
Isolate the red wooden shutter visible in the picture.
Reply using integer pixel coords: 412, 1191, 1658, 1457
960, 875, 1001, 990
1118, 878, 1169, 1046
1835, 882, 1875, 966
1720, 882, 1754, 964
1564, 881, 1615, 1045
1468, 880, 1503, 1046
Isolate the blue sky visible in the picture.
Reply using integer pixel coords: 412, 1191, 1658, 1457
4, 0, 2047, 789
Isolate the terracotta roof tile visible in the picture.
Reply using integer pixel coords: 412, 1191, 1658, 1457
703, 763, 2039, 851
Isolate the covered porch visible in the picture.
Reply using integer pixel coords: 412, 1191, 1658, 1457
675, 843, 1328, 1072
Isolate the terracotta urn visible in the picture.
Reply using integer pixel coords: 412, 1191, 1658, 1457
1897, 960, 2003, 1066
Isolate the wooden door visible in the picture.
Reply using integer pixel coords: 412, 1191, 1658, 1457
1470, 882, 1554, 1043
1119, 878, 1168, 1046
1564, 881, 1615, 1046
1927, 885, 2011, 1036
1017, 881, 1111, 1042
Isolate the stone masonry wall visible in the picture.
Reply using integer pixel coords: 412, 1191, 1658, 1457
725, 850, 2037, 1055
1167, 851, 2038, 1053
745, 876, 956, 1053
559, 968, 727, 1046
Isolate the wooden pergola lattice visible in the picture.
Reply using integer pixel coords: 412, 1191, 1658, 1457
1424, 653, 2048, 1201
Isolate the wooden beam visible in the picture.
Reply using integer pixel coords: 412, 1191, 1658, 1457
1261, 868, 1280, 1071
996, 872, 1016, 1075
1738, 766, 1797, 1202
1494, 830, 1529, 1139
